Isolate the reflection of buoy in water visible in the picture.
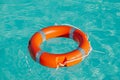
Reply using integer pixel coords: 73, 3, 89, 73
28, 25, 92, 68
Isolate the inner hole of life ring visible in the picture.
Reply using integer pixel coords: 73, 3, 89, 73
40, 37, 79, 54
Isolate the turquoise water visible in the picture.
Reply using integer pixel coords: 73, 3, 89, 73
0, 0, 120, 80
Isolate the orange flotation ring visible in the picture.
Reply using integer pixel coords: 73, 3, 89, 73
28, 25, 91, 68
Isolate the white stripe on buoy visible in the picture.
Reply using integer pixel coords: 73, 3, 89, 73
38, 30, 46, 42
69, 28, 76, 39
77, 47, 86, 59
36, 51, 44, 63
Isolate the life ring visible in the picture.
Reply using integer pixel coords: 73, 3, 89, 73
28, 25, 91, 68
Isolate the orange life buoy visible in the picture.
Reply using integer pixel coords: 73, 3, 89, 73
28, 25, 91, 68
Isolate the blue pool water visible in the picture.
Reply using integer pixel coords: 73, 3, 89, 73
0, 0, 120, 80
